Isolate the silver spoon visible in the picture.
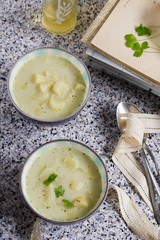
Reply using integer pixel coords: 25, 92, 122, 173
117, 102, 160, 175
116, 102, 160, 224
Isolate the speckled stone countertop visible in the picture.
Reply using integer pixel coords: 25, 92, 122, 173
1, 0, 160, 239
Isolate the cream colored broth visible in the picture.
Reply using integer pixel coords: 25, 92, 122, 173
13, 56, 86, 120
26, 148, 102, 221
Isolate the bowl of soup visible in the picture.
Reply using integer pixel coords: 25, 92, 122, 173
8, 48, 91, 123
20, 139, 108, 224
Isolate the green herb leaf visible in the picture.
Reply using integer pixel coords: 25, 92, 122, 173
135, 24, 152, 36
124, 34, 137, 48
141, 41, 150, 49
43, 173, 57, 186
124, 23, 159, 57
62, 199, 72, 209
133, 49, 143, 57
132, 42, 141, 50
132, 41, 150, 57
54, 185, 65, 198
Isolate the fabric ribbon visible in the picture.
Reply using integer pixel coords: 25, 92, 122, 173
112, 113, 160, 240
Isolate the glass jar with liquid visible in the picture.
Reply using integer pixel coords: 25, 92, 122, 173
42, 0, 77, 35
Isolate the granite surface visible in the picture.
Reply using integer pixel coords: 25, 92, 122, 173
1, 0, 160, 239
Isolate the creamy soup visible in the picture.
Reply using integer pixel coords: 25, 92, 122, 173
26, 147, 102, 221
13, 56, 86, 120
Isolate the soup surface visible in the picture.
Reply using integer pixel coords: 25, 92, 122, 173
26, 147, 102, 221
13, 55, 86, 120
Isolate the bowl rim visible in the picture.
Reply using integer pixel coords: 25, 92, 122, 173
20, 139, 109, 225
7, 47, 91, 124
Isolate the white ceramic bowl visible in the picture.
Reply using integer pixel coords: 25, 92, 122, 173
8, 48, 91, 123
20, 139, 108, 225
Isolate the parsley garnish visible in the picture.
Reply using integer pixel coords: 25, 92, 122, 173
125, 34, 137, 48
133, 41, 149, 57
124, 24, 160, 57
54, 185, 65, 198
43, 173, 57, 186
62, 199, 72, 209
135, 24, 152, 36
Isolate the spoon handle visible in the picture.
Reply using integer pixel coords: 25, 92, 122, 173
140, 148, 160, 224
30, 218, 42, 240
143, 141, 160, 176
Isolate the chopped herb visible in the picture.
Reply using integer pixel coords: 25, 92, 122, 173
54, 185, 65, 198
62, 199, 72, 209
43, 173, 57, 186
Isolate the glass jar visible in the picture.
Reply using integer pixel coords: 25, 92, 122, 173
42, 0, 78, 35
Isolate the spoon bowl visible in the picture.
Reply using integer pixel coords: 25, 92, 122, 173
116, 102, 139, 133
